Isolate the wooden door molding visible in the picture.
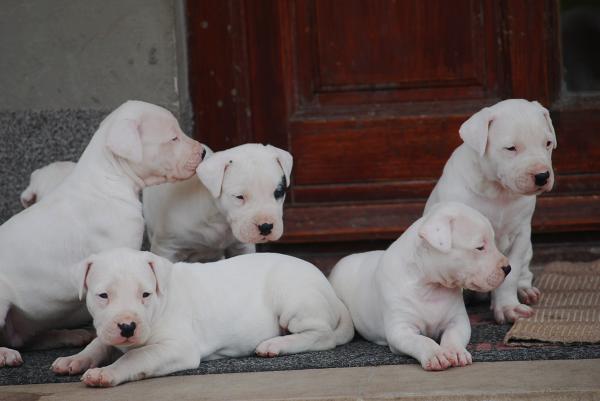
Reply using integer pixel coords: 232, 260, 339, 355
187, 0, 600, 243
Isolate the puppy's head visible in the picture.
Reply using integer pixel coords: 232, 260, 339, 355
459, 99, 556, 195
103, 100, 206, 187
73, 248, 172, 349
20, 161, 75, 208
418, 202, 510, 292
196, 144, 293, 243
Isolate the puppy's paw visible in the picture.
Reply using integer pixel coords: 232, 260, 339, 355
421, 348, 452, 371
52, 355, 95, 375
0, 347, 23, 367
518, 286, 541, 305
494, 303, 533, 324
441, 347, 472, 367
255, 336, 288, 358
82, 367, 117, 387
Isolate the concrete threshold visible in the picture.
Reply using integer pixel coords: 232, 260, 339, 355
1, 359, 599, 401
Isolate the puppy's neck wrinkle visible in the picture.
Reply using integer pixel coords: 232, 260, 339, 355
457, 146, 512, 200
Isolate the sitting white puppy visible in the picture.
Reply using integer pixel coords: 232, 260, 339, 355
424, 99, 556, 323
0, 101, 204, 367
20, 161, 76, 208
143, 143, 293, 262
52, 248, 353, 387
329, 202, 510, 371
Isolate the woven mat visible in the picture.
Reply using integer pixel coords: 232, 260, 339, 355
505, 259, 600, 345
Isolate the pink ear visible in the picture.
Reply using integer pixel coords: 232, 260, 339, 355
106, 118, 143, 163
532, 101, 557, 149
73, 259, 93, 301
459, 107, 493, 157
418, 212, 453, 253
147, 255, 172, 296
196, 152, 230, 198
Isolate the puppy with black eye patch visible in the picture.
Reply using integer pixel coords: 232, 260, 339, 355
143, 143, 293, 263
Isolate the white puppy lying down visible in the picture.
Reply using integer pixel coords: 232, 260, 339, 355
425, 99, 556, 323
329, 202, 510, 371
0, 101, 204, 367
52, 248, 354, 387
143, 143, 293, 262
20, 161, 76, 208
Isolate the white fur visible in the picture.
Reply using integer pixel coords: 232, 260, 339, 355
0, 100, 205, 367
143, 143, 293, 262
51, 248, 353, 387
20, 161, 76, 208
329, 202, 509, 371
425, 99, 555, 323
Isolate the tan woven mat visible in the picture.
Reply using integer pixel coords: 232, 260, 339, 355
504, 259, 600, 345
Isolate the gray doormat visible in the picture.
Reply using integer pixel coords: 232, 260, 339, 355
3, 305, 600, 386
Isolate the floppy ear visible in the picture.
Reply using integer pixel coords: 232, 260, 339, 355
418, 211, 453, 253
266, 145, 293, 187
533, 101, 557, 149
146, 253, 172, 296
459, 107, 493, 157
196, 151, 230, 198
105, 118, 143, 163
72, 257, 94, 301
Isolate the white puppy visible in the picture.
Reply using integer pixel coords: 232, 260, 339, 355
20, 161, 76, 208
51, 248, 353, 387
424, 99, 556, 323
329, 202, 510, 371
0, 101, 204, 367
143, 143, 293, 262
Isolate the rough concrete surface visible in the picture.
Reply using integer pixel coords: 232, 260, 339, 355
0, 0, 179, 111
1, 359, 599, 401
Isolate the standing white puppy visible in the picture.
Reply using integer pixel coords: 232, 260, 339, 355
329, 202, 510, 371
424, 99, 556, 323
52, 248, 353, 387
0, 101, 204, 367
20, 161, 76, 208
143, 143, 293, 262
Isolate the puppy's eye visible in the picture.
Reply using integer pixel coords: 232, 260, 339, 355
142, 292, 151, 298
235, 195, 244, 200
476, 246, 485, 251
171, 136, 179, 142
504, 146, 517, 152
274, 188, 285, 200
546, 141, 552, 147
98, 293, 108, 299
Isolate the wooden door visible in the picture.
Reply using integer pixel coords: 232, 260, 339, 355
187, 0, 600, 244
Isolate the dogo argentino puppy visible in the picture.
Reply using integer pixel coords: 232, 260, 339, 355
0, 100, 205, 367
329, 202, 510, 371
424, 99, 556, 323
20, 161, 76, 208
52, 248, 354, 387
143, 143, 293, 262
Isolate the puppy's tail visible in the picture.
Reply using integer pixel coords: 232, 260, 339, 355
333, 300, 355, 346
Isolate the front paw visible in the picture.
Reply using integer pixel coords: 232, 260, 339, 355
441, 346, 472, 367
0, 347, 23, 367
255, 337, 288, 357
518, 286, 541, 305
52, 355, 95, 375
82, 367, 118, 387
493, 303, 533, 324
420, 348, 453, 371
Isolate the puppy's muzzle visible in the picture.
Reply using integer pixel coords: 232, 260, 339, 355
501, 265, 512, 276
534, 171, 550, 187
118, 322, 137, 338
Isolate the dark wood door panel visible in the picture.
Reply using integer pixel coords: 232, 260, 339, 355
292, 0, 503, 107
313, 0, 482, 88
188, 0, 600, 242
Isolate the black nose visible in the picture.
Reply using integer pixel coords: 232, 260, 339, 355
118, 322, 137, 338
501, 265, 512, 276
534, 171, 550, 186
258, 223, 273, 236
